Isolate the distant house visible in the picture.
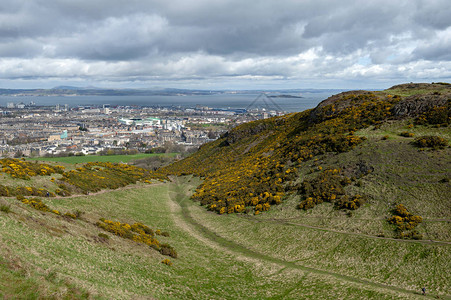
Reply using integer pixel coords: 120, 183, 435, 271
48, 134, 61, 142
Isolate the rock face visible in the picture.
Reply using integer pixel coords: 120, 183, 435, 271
391, 94, 449, 117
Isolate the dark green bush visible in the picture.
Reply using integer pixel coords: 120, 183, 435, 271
334, 195, 365, 210
98, 233, 109, 240
415, 105, 450, 126
399, 131, 414, 137
159, 244, 177, 258
0, 204, 11, 213
413, 135, 448, 149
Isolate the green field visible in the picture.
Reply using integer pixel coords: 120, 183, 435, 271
27, 153, 178, 164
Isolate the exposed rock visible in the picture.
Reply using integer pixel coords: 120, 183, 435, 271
391, 94, 449, 117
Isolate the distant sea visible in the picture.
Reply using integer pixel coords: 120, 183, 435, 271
0, 90, 346, 113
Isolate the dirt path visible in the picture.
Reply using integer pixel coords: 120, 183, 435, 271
166, 177, 450, 300
241, 216, 451, 246
260, 215, 451, 223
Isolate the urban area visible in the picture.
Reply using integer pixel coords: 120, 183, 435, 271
0, 99, 284, 158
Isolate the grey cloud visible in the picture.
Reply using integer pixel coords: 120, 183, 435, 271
413, 37, 451, 61
0, 38, 43, 57
413, 0, 451, 30
54, 14, 167, 60
0, 0, 450, 88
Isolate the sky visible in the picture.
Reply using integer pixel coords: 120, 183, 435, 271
0, 0, 450, 90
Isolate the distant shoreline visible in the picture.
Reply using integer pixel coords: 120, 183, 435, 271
268, 94, 303, 98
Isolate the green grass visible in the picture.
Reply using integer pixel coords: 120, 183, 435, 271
27, 153, 178, 164
1, 176, 449, 299
1, 117, 450, 298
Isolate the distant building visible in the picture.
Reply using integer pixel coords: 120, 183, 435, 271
48, 134, 61, 142
6, 102, 14, 109
118, 117, 161, 127
118, 118, 134, 125
60, 130, 68, 139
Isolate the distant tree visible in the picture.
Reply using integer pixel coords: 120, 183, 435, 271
14, 150, 24, 158
207, 131, 217, 139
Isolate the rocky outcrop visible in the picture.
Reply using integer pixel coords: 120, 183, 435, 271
391, 94, 449, 117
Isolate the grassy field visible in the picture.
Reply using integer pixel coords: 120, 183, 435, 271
1, 173, 450, 299
27, 153, 178, 164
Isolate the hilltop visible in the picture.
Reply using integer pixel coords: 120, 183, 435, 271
0, 83, 450, 299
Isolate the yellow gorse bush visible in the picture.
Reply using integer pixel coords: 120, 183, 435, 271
162, 92, 399, 214
96, 218, 176, 258
388, 204, 423, 239
0, 184, 55, 198
0, 158, 64, 180
61, 162, 169, 194
17, 196, 77, 219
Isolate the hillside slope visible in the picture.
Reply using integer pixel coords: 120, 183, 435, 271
162, 83, 450, 221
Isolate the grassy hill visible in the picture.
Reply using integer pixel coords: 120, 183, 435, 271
0, 83, 450, 299
162, 83, 449, 218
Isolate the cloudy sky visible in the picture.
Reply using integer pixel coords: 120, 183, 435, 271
0, 0, 450, 90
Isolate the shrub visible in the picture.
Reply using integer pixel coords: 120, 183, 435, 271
0, 185, 10, 197
388, 204, 423, 240
96, 218, 176, 258
161, 259, 172, 266
159, 244, 177, 258
19, 197, 51, 212
298, 169, 349, 210
15, 186, 55, 198
63, 212, 77, 219
0, 204, 11, 213
0, 158, 65, 180
399, 131, 414, 137
60, 162, 169, 194
98, 233, 109, 240
334, 195, 365, 210
74, 210, 84, 218
412, 135, 448, 149
415, 105, 450, 126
